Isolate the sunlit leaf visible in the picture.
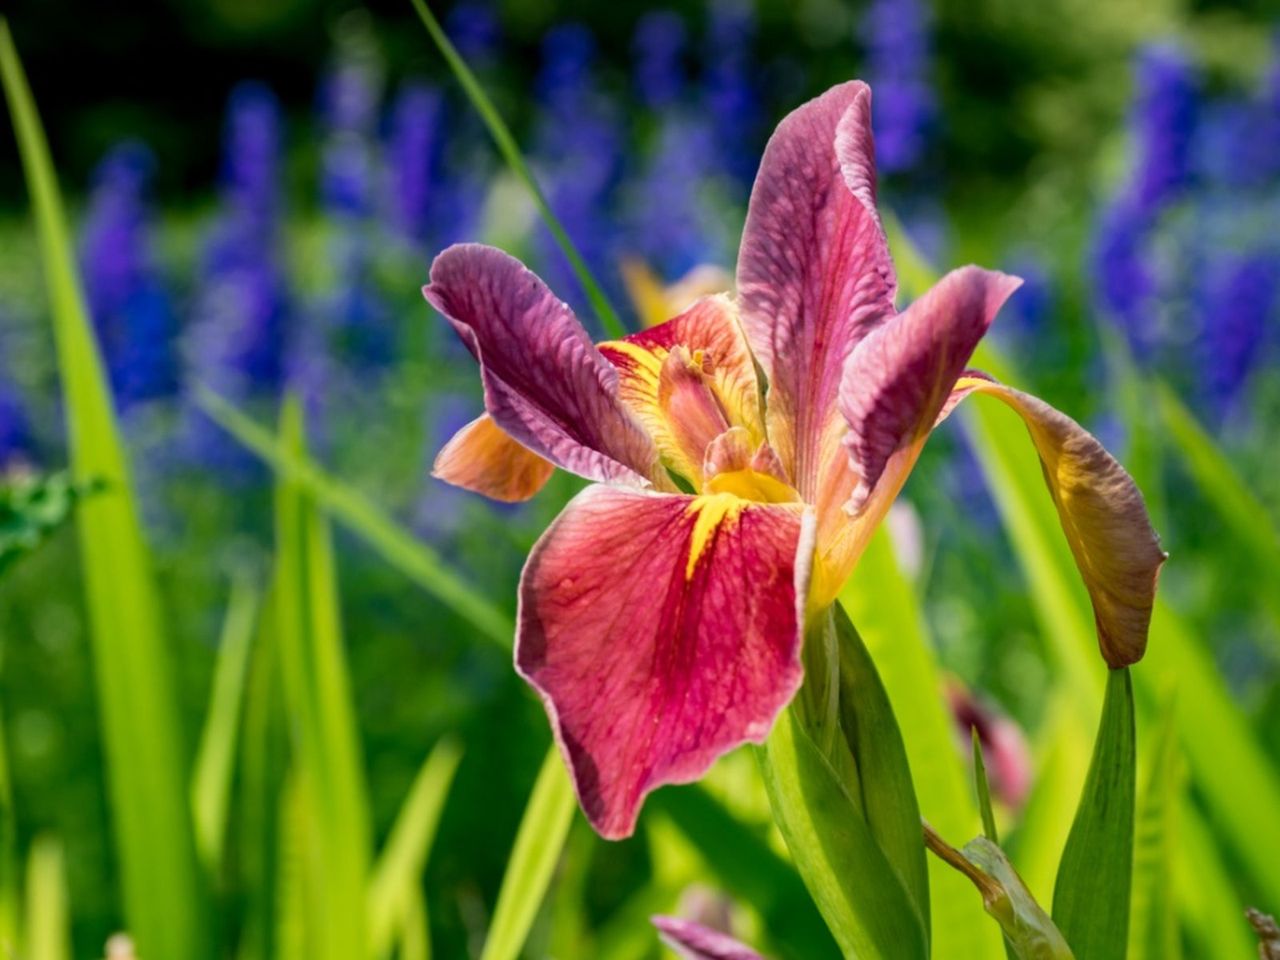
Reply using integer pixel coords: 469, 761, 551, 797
368, 737, 463, 958
479, 746, 576, 960
1127, 695, 1180, 960
0, 22, 210, 958
1052, 668, 1135, 960
23, 836, 69, 960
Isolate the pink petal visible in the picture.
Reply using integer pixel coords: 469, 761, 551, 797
425, 244, 659, 487
736, 81, 898, 503
516, 485, 815, 839
433, 413, 554, 502
840, 266, 1022, 516
943, 375, 1166, 668
652, 916, 767, 960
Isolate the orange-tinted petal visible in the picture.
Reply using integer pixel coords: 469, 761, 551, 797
949, 375, 1166, 667
433, 413, 554, 502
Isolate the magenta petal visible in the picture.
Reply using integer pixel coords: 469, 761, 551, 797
736, 81, 898, 500
516, 485, 815, 839
652, 916, 767, 960
425, 244, 659, 486
840, 266, 1021, 513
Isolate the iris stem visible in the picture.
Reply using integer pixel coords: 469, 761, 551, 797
407, 0, 628, 340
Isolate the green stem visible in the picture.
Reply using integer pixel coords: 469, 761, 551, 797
407, 0, 627, 339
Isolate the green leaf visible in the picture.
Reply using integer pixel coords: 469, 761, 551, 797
405, 0, 626, 338
0, 22, 211, 959
273, 399, 371, 960
399, 887, 432, 960
479, 746, 577, 960
0, 690, 17, 946
196, 387, 512, 649
1127, 695, 1180, 960
757, 706, 927, 960
368, 737, 463, 958
972, 728, 999, 845
23, 836, 69, 960
1052, 668, 1136, 960
832, 604, 930, 945
191, 571, 259, 872
0, 471, 101, 577
839, 527, 1004, 960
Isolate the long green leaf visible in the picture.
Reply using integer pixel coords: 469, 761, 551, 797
758, 708, 927, 960
1127, 696, 1180, 960
479, 746, 576, 960
368, 737, 463, 958
273, 400, 370, 960
0, 690, 17, 948
197, 387, 512, 648
23, 837, 69, 960
1052, 668, 1136, 960
191, 572, 259, 872
405, 0, 625, 338
839, 528, 1004, 960
0, 22, 210, 958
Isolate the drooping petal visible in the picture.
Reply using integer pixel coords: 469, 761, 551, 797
432, 413, 554, 502
652, 916, 767, 960
516, 485, 815, 839
736, 81, 898, 502
809, 267, 1020, 603
944, 375, 1166, 668
600, 295, 763, 487
425, 243, 659, 487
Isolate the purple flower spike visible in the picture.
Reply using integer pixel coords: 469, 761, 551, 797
1131, 43, 1199, 214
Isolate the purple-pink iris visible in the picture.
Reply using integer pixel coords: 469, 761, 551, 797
425, 82, 1164, 840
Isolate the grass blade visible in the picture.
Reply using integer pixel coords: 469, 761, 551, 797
0, 21, 210, 957
196, 386, 512, 648
23, 837, 69, 960
0, 693, 17, 949
1127, 696, 1180, 960
368, 737, 463, 958
273, 399, 370, 960
191, 572, 259, 872
972, 728, 999, 845
405, 0, 626, 338
1052, 668, 1136, 960
840, 528, 1004, 960
479, 745, 576, 960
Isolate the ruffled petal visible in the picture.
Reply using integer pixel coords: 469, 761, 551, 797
425, 244, 659, 487
432, 413, 554, 502
812, 267, 1019, 603
652, 916, 767, 960
736, 81, 897, 502
599, 295, 763, 487
516, 485, 815, 839
945, 375, 1166, 668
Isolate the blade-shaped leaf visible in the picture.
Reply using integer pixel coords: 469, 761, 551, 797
757, 707, 927, 960
1052, 668, 1136, 960
191, 572, 259, 872
479, 746, 577, 960
0, 22, 210, 958
368, 737, 463, 958
196, 387, 512, 649
273, 399, 371, 960
24, 837, 69, 960
972, 728, 999, 845
1127, 696, 1180, 960
840, 528, 1003, 960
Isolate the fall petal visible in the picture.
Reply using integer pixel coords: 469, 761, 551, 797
432, 413, 554, 502
736, 81, 897, 502
946, 376, 1166, 667
424, 243, 659, 487
600, 294, 763, 487
652, 916, 767, 960
516, 485, 815, 839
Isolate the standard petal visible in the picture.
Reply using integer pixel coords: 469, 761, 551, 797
432, 413, 554, 502
652, 916, 767, 960
425, 243, 659, 487
736, 80, 898, 502
599, 294, 764, 487
516, 485, 815, 839
946, 375, 1166, 668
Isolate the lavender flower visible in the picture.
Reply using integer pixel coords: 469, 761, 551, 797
79, 142, 178, 409
702, 0, 760, 186
0, 380, 32, 467
1198, 253, 1279, 418
863, 0, 936, 176
1092, 198, 1157, 354
384, 81, 444, 245
634, 11, 688, 110
1130, 44, 1198, 214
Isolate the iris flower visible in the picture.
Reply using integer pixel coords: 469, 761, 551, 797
426, 82, 1164, 839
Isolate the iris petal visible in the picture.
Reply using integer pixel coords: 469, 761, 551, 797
433, 413, 554, 502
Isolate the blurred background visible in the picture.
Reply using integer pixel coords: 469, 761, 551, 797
1, 0, 1278, 957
